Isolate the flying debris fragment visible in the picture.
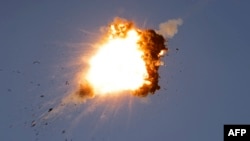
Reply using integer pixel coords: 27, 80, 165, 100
48, 108, 53, 112
33, 61, 40, 64
7, 89, 12, 92
31, 120, 36, 127
62, 130, 66, 134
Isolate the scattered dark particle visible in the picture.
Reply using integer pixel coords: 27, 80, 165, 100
37, 83, 40, 86
33, 61, 40, 64
176, 48, 179, 51
65, 81, 69, 85
40, 95, 44, 98
44, 122, 48, 125
36, 132, 39, 136
48, 108, 53, 112
8, 89, 12, 92
163, 88, 167, 90
30, 81, 33, 84
179, 70, 182, 72
16, 70, 21, 74
31, 120, 36, 127
62, 130, 66, 134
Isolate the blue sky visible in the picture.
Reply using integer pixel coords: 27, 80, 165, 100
1, 0, 250, 141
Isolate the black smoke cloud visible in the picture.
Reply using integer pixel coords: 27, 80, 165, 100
134, 29, 167, 97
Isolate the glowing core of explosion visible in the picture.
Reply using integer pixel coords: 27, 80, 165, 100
85, 26, 149, 95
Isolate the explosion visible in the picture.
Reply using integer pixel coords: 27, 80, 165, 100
29, 18, 182, 137
75, 17, 170, 100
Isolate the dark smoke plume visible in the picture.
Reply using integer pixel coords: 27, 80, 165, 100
134, 29, 167, 97
75, 81, 94, 101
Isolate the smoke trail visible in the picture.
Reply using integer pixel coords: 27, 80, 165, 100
157, 18, 183, 38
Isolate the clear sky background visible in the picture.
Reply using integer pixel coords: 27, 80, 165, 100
1, 0, 250, 141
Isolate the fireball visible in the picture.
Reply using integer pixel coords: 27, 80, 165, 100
77, 17, 167, 98
86, 28, 149, 95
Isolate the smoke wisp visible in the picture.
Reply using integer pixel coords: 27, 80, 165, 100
157, 18, 183, 38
